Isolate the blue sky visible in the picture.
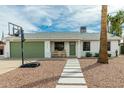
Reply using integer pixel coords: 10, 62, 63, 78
0, 5, 124, 38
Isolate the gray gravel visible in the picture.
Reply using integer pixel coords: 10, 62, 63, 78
0, 60, 66, 88
79, 55, 124, 88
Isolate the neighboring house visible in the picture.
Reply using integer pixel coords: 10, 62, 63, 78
3, 28, 121, 58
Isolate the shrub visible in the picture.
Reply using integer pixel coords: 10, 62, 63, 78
94, 53, 111, 57
86, 52, 92, 57
94, 53, 99, 57
108, 53, 111, 57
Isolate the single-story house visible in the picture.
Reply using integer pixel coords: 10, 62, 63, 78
3, 29, 121, 58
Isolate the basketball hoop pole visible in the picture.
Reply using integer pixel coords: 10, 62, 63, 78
20, 28, 24, 65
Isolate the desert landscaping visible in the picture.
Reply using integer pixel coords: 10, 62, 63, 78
0, 59, 66, 88
80, 55, 124, 88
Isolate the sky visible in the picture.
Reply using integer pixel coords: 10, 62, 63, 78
0, 5, 124, 39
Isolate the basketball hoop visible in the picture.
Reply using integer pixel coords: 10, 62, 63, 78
8, 22, 25, 65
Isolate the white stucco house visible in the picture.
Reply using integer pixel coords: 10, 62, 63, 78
3, 28, 121, 59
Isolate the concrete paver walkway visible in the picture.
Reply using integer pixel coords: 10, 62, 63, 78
56, 59, 87, 88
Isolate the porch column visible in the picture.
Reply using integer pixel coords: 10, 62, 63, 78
4, 41, 10, 58
64, 42, 69, 57
77, 40, 81, 58
45, 41, 51, 58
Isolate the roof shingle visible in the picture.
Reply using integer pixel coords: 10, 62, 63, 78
6, 32, 121, 41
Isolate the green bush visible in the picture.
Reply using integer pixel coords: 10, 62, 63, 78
94, 53, 111, 57
94, 53, 99, 57
108, 53, 111, 57
86, 52, 92, 57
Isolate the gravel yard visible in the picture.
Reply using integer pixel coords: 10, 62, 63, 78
79, 55, 124, 88
0, 59, 66, 88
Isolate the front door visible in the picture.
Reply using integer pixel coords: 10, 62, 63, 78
69, 42, 76, 57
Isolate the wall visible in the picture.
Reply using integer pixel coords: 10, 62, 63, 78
64, 42, 69, 57
45, 41, 51, 58
4, 41, 10, 58
90, 41, 100, 56
81, 40, 120, 57
108, 40, 120, 57
76, 40, 81, 58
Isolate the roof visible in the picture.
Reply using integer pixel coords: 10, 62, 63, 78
5, 32, 121, 41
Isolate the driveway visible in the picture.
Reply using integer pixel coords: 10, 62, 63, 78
0, 59, 22, 75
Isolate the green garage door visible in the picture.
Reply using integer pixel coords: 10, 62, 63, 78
10, 42, 44, 58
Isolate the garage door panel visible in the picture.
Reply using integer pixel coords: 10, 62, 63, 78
10, 42, 21, 58
10, 42, 44, 58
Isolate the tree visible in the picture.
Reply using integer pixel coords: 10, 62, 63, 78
108, 10, 124, 37
97, 5, 108, 64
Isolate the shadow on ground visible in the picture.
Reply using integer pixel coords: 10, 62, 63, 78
81, 62, 103, 72
20, 76, 60, 88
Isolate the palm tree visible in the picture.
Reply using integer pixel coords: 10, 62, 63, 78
97, 5, 108, 64
108, 10, 124, 37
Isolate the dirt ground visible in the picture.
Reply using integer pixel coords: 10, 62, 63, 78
0, 59, 66, 88
1, 56, 124, 88
79, 55, 124, 88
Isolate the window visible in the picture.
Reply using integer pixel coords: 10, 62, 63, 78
83, 42, 90, 51
107, 42, 111, 51
0, 49, 3, 55
55, 42, 64, 51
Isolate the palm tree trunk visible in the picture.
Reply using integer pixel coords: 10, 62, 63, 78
97, 5, 108, 64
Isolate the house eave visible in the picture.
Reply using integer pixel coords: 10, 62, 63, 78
7, 38, 121, 42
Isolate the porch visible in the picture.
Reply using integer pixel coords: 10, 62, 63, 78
44, 40, 81, 58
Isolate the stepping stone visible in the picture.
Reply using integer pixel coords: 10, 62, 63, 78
58, 78, 86, 85
66, 63, 80, 66
64, 66, 80, 69
65, 65, 80, 67
67, 61, 78, 62
66, 63, 79, 65
56, 85, 87, 88
63, 68, 82, 73
65, 64, 79, 66
61, 72, 84, 78
67, 62, 78, 63
66, 64, 80, 66
66, 64, 79, 65
67, 61, 76, 63
68, 60, 78, 62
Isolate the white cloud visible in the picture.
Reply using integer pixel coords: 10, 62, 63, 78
22, 5, 66, 25
67, 5, 101, 24
0, 5, 124, 39
0, 6, 38, 38
108, 5, 124, 13
55, 5, 101, 31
